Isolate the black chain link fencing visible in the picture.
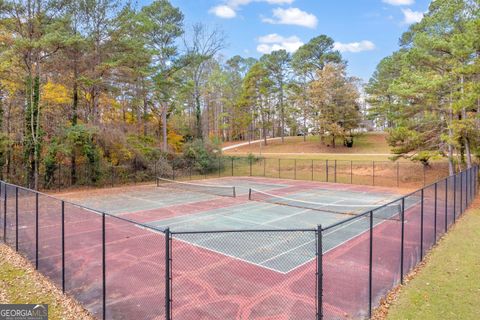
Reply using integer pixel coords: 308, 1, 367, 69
2, 156, 451, 192
0, 165, 477, 319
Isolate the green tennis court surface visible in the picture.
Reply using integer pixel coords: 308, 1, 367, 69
59, 177, 418, 273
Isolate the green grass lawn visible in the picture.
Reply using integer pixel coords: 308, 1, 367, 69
224, 132, 392, 158
382, 201, 480, 320
0, 244, 93, 320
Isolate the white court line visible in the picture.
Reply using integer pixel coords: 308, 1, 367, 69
258, 238, 316, 265
276, 204, 399, 274
123, 194, 208, 206
171, 233, 291, 274
153, 202, 273, 228
259, 208, 313, 225
239, 197, 411, 273
221, 214, 281, 229
141, 191, 413, 274
321, 197, 422, 256
259, 198, 346, 225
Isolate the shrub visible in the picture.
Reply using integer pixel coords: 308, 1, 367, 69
182, 139, 222, 174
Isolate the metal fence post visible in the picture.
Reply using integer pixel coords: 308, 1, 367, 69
102, 212, 106, 320
420, 188, 424, 261
368, 211, 374, 318
453, 175, 456, 223
471, 168, 474, 201
434, 182, 437, 243
350, 160, 353, 184
460, 172, 463, 214
111, 166, 114, 187
264, 158, 266, 177
473, 166, 476, 197
316, 225, 323, 320
465, 171, 468, 208
466, 170, 468, 208
294, 159, 297, 180
35, 193, 39, 270
231, 158, 234, 177
465, 170, 468, 206
15, 187, 18, 251
400, 197, 405, 284
278, 159, 281, 178
334, 160, 337, 183
61, 200, 65, 293
468, 169, 471, 205
311, 160, 314, 181
474, 166, 478, 194
372, 161, 375, 186
218, 158, 221, 177
249, 158, 252, 177
134, 166, 138, 184
397, 162, 400, 188
471, 167, 473, 196
58, 163, 62, 192
471, 167, 477, 200
475, 166, 478, 195
172, 163, 175, 181
326, 160, 329, 182
165, 228, 171, 320
445, 178, 448, 232
423, 165, 426, 186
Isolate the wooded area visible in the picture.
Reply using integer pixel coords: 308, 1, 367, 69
0, 0, 478, 189
0, 0, 363, 189
366, 0, 479, 175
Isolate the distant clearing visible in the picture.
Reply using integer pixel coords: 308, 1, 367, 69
224, 132, 391, 156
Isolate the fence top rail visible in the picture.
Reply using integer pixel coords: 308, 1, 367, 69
0, 180, 167, 235
225, 156, 450, 164
171, 228, 317, 235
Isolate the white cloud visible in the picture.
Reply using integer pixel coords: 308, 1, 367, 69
264, 0, 294, 4
263, 7, 318, 28
228, 0, 293, 7
382, 0, 415, 5
333, 40, 376, 53
402, 8, 423, 24
209, 0, 294, 19
257, 33, 303, 54
209, 5, 237, 18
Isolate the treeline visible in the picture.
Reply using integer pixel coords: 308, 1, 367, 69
0, 0, 363, 189
366, 0, 479, 174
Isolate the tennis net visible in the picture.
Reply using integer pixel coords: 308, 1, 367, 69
248, 188, 402, 220
157, 177, 236, 197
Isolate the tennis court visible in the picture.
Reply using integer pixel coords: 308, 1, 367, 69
60, 177, 414, 274
4, 166, 477, 320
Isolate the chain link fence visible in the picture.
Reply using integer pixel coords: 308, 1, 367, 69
0, 165, 477, 319
2, 156, 452, 192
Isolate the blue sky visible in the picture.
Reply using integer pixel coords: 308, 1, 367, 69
165, 0, 432, 81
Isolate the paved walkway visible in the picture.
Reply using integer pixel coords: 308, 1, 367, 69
221, 137, 282, 151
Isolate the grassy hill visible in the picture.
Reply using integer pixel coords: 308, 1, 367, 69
224, 132, 391, 158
